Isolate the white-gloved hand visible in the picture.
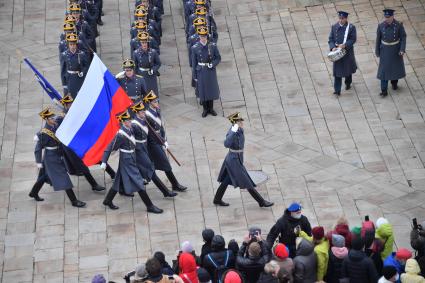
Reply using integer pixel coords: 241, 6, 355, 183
208, 63, 213, 69
148, 69, 154, 75
36, 163, 43, 169
164, 141, 169, 149
78, 72, 84, 77
100, 162, 107, 170
231, 124, 239, 132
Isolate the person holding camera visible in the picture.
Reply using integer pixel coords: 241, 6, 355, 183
411, 219, 425, 276
236, 232, 272, 283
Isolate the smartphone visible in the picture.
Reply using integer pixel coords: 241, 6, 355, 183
365, 215, 369, 221
413, 218, 418, 229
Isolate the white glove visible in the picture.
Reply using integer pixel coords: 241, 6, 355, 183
148, 69, 154, 75
100, 162, 107, 170
36, 163, 43, 169
207, 63, 213, 69
78, 72, 84, 77
231, 124, 239, 132
164, 141, 169, 149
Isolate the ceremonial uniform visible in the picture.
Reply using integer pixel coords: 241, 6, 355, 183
375, 9, 406, 95
328, 12, 357, 95
101, 111, 163, 213
214, 113, 273, 207
130, 36, 160, 56
117, 73, 147, 101
133, 48, 161, 96
60, 48, 90, 98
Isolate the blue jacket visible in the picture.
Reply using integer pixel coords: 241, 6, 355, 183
383, 253, 404, 283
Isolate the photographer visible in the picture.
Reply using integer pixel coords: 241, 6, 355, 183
236, 232, 272, 283
411, 218, 425, 275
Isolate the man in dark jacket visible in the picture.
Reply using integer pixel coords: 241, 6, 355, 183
266, 203, 312, 258
203, 235, 235, 283
410, 220, 425, 275
236, 234, 271, 283
341, 236, 379, 283
200, 228, 215, 263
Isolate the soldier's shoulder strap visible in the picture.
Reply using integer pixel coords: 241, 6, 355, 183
40, 128, 60, 143
118, 129, 136, 145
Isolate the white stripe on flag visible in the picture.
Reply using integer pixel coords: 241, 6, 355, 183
56, 53, 107, 145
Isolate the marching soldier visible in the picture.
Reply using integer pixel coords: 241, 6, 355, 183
130, 19, 160, 44
186, 6, 207, 36
116, 59, 147, 101
101, 110, 163, 213
59, 23, 88, 62
187, 15, 218, 43
132, 8, 161, 44
130, 101, 178, 197
376, 9, 406, 97
144, 92, 188, 192
131, 31, 160, 57
214, 112, 273, 207
136, 0, 162, 36
133, 36, 161, 96
68, 3, 96, 52
29, 108, 86, 207
60, 33, 90, 98
191, 26, 221, 117
328, 11, 357, 96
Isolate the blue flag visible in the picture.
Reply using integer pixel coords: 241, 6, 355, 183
23, 58, 63, 103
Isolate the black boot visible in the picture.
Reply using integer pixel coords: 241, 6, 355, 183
103, 189, 119, 210
213, 182, 229, 206
97, 19, 104, 26
65, 189, 86, 208
84, 172, 105, 192
380, 90, 388, 97
105, 164, 116, 179
29, 179, 45, 201
202, 102, 208, 118
138, 190, 163, 214
345, 84, 351, 90
165, 171, 187, 192
247, 189, 274, 207
391, 80, 398, 90
208, 100, 217, 116
152, 173, 177, 197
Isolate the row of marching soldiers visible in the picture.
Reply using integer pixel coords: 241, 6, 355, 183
184, 0, 222, 118
30, 0, 188, 214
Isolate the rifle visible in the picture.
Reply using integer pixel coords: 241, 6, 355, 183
144, 118, 181, 166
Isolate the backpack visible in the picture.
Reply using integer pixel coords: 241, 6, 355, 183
207, 251, 230, 283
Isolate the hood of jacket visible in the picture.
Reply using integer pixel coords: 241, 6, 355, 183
296, 238, 314, 256
376, 223, 393, 239
331, 246, 348, 259
335, 224, 350, 237
348, 249, 366, 262
405, 258, 421, 274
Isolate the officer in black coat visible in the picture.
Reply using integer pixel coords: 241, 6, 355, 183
214, 113, 273, 207
144, 92, 188, 192
29, 108, 86, 207
69, 3, 96, 52
130, 31, 160, 57
130, 101, 177, 197
101, 110, 163, 213
328, 11, 357, 96
133, 38, 161, 96
191, 26, 221, 117
60, 33, 90, 98
116, 59, 147, 102
266, 203, 312, 258
375, 9, 407, 97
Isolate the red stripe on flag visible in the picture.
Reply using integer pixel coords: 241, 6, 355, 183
82, 87, 132, 166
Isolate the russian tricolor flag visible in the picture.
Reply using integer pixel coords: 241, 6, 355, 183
56, 54, 132, 166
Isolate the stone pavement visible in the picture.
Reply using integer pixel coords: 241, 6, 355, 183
0, 0, 425, 281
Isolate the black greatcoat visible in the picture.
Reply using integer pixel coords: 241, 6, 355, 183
328, 23, 357, 78
131, 117, 155, 181
102, 126, 145, 194
60, 49, 90, 98
34, 124, 73, 191
145, 107, 172, 172
133, 48, 161, 96
217, 127, 255, 190
375, 20, 406, 80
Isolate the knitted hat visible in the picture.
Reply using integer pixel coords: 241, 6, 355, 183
287, 202, 302, 212
312, 226, 325, 240
91, 274, 106, 283
202, 228, 215, 243
395, 248, 412, 260
248, 242, 261, 257
211, 235, 225, 251
351, 236, 364, 251
197, 267, 211, 283
224, 271, 242, 283
181, 241, 193, 253
382, 265, 397, 280
351, 226, 361, 236
274, 243, 289, 259
376, 217, 389, 229
332, 234, 345, 248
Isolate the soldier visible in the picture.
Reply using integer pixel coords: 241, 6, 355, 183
375, 9, 406, 97
132, 8, 161, 44
116, 59, 147, 102
328, 11, 357, 96
80, 0, 100, 37
191, 26, 221, 117
136, 0, 162, 36
214, 112, 273, 207
186, 6, 207, 36
187, 15, 218, 43
130, 101, 177, 197
69, 3, 96, 52
56, 95, 114, 191
187, 20, 204, 67
29, 108, 86, 207
144, 92, 188, 192
59, 23, 88, 62
133, 36, 161, 96
130, 19, 160, 43
101, 110, 163, 213
130, 31, 160, 57
60, 33, 90, 98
